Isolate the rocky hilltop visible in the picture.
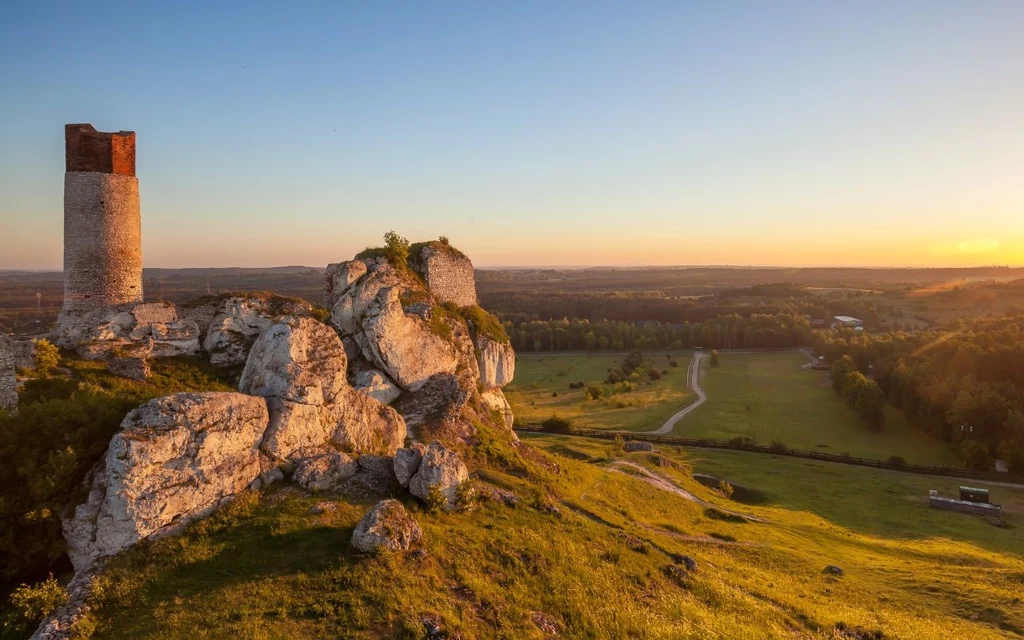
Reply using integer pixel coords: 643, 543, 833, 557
33, 241, 515, 639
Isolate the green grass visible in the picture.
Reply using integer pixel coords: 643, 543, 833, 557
80, 435, 1024, 639
505, 352, 693, 432
683, 351, 958, 466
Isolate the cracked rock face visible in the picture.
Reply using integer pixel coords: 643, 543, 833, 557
62, 392, 270, 571
352, 368, 402, 405
54, 302, 202, 362
240, 317, 406, 460
350, 499, 422, 553
293, 451, 358, 492
476, 334, 515, 389
480, 388, 515, 431
203, 296, 310, 367
407, 441, 469, 511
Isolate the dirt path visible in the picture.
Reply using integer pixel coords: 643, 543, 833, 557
646, 352, 707, 435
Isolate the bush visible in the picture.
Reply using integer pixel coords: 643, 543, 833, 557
34, 340, 60, 375
728, 436, 756, 448
8, 574, 66, 624
382, 230, 410, 267
769, 440, 789, 453
568, 381, 585, 390
424, 485, 447, 514
551, 391, 558, 397
958, 440, 992, 471
540, 415, 574, 434
717, 480, 734, 499
887, 455, 906, 467
647, 369, 661, 381
709, 349, 720, 366
585, 385, 603, 400
669, 360, 679, 367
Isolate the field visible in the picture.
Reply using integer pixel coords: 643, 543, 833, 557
79, 434, 1024, 639
504, 352, 693, 432
683, 351, 959, 466
507, 350, 959, 467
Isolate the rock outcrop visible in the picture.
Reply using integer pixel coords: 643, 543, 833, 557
0, 334, 17, 411
54, 302, 202, 360
352, 368, 402, 405
480, 388, 515, 430
476, 334, 515, 388
200, 295, 313, 367
293, 451, 358, 492
406, 442, 469, 511
63, 393, 270, 571
239, 316, 406, 459
350, 499, 422, 553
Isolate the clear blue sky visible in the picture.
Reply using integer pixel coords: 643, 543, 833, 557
2, 1, 1022, 268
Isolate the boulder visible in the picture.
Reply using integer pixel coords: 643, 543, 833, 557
394, 443, 426, 488
360, 287, 459, 391
823, 565, 844, 577
476, 335, 515, 388
240, 317, 406, 459
62, 393, 270, 570
408, 442, 469, 511
350, 499, 422, 553
353, 368, 402, 405
479, 388, 515, 430
203, 295, 311, 367
0, 335, 16, 411
293, 452, 358, 491
330, 262, 405, 336
324, 260, 368, 308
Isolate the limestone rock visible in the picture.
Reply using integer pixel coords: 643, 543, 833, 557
53, 302, 200, 359
293, 452, 358, 491
329, 262, 405, 336
342, 454, 399, 498
394, 443, 426, 488
12, 338, 38, 371
476, 334, 515, 388
480, 388, 515, 430
62, 393, 270, 571
239, 317, 348, 405
360, 287, 459, 391
408, 442, 469, 511
392, 373, 469, 431
0, 335, 17, 411
203, 295, 312, 367
353, 368, 402, 405
350, 499, 422, 553
324, 260, 368, 308
240, 317, 406, 459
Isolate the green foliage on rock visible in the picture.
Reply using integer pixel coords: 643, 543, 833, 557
33, 339, 59, 375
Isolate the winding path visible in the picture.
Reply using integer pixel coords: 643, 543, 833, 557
646, 352, 707, 435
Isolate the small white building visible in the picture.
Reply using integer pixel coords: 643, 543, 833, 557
831, 315, 863, 330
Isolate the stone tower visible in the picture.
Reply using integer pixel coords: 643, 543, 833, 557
62, 124, 143, 312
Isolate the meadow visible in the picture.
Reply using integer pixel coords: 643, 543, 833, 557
504, 352, 694, 432
508, 349, 959, 467
76, 433, 1024, 639
683, 351, 959, 466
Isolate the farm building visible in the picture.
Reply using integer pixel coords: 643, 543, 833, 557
831, 315, 864, 330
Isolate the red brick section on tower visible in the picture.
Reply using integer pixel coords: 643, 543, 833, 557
65, 123, 136, 176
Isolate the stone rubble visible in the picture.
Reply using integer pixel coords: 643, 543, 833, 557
350, 499, 422, 553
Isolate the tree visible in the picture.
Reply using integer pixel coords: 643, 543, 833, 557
830, 355, 856, 393
709, 349, 720, 366
382, 230, 410, 268
34, 339, 59, 375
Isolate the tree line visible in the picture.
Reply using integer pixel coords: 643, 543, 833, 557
812, 318, 1024, 472
505, 313, 813, 352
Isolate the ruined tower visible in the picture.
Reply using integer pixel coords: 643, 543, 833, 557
62, 124, 142, 312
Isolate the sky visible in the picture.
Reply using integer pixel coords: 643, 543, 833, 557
1, 1, 1023, 269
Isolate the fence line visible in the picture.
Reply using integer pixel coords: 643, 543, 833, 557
514, 425, 1024, 485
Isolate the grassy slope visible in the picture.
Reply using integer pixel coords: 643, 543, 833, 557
84, 435, 1024, 639
505, 352, 693, 432
683, 351, 958, 466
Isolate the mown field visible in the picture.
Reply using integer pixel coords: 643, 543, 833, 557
507, 350, 958, 467
79, 434, 1024, 639
505, 352, 694, 432
684, 351, 959, 467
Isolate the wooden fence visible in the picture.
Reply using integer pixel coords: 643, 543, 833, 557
514, 425, 1024, 485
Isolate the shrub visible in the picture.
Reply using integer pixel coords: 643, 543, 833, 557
540, 415, 574, 434
769, 440, 789, 453
887, 455, 906, 467
382, 230, 410, 267
647, 369, 661, 381
8, 574, 67, 625
669, 360, 679, 367
424, 485, 447, 514
34, 339, 60, 375
585, 385, 603, 400
717, 480, 734, 499
551, 391, 558, 397
709, 349, 720, 366
568, 381, 585, 390
728, 436, 755, 448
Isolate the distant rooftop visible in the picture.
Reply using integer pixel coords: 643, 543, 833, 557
832, 315, 862, 323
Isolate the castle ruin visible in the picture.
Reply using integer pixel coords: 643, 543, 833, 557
62, 124, 142, 313
413, 242, 477, 307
